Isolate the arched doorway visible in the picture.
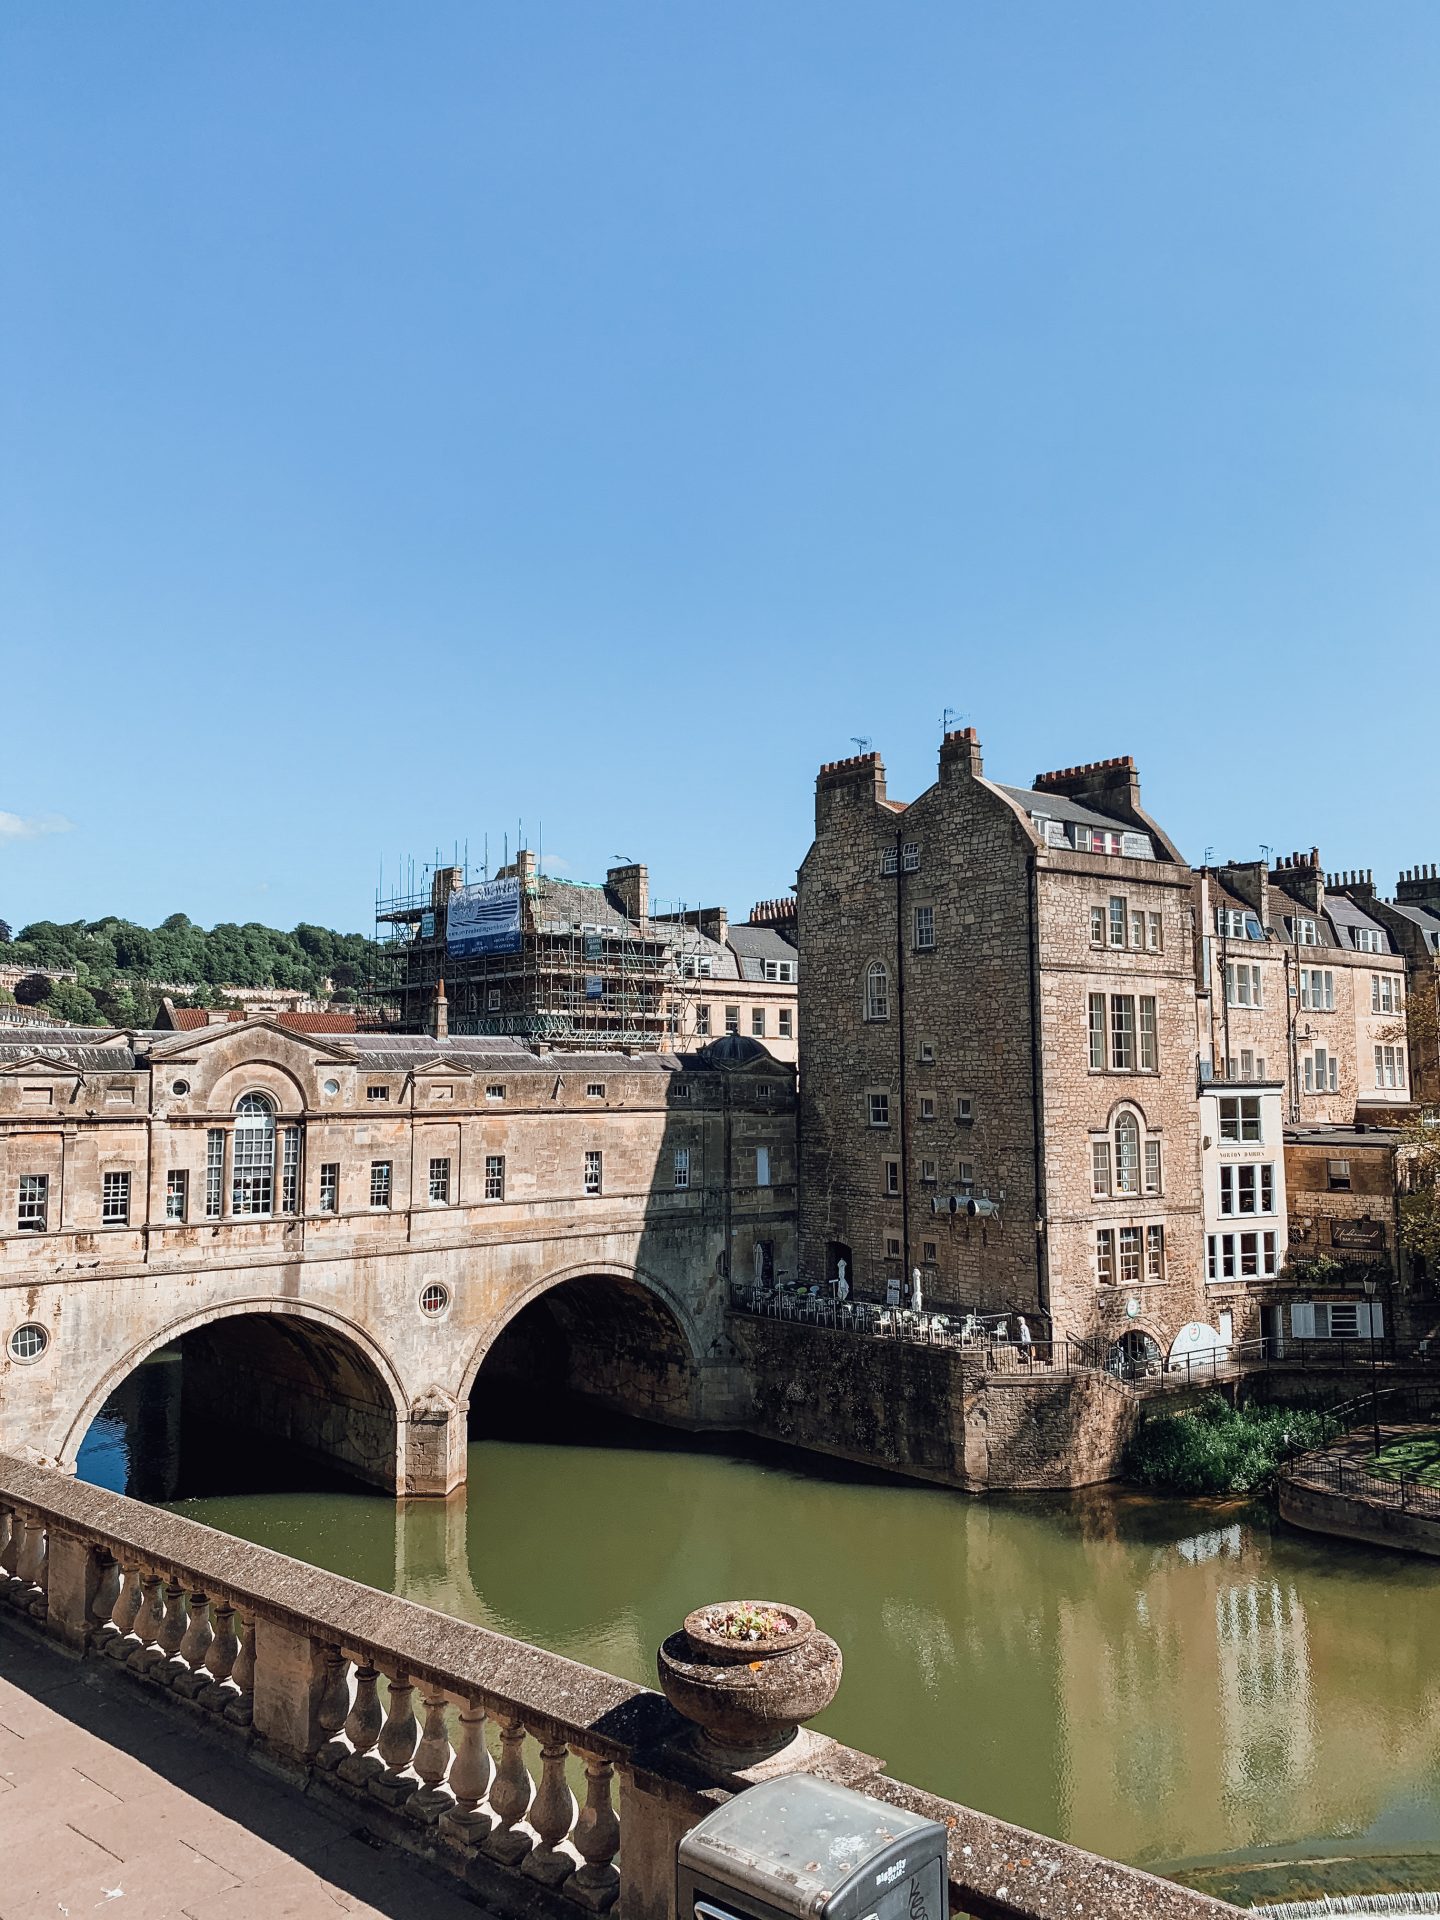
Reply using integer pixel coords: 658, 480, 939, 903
74, 1308, 404, 1500
1105, 1328, 1163, 1381
467, 1271, 699, 1441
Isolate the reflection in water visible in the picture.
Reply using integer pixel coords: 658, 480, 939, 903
78, 1358, 1440, 1901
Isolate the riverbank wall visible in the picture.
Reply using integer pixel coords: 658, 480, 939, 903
1279, 1472, 1440, 1558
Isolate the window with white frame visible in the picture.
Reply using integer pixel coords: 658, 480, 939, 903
1226, 962, 1262, 1008
1220, 1163, 1275, 1216
366, 1084, 390, 1102
1294, 917, 1319, 946
1089, 994, 1106, 1070
1090, 905, 1105, 948
920, 1157, 937, 1184
883, 1158, 900, 1196
885, 1235, 902, 1258
1375, 1044, 1407, 1089
232, 1093, 276, 1217
484, 1154, 505, 1200
778, 1008, 793, 1038
725, 1005, 741, 1034
1303, 1048, 1339, 1094
17, 1174, 48, 1232
1218, 1095, 1262, 1142
319, 1162, 339, 1213
369, 1161, 392, 1209
1146, 1225, 1165, 1281
164, 1169, 187, 1223
1096, 1228, 1115, 1285
1118, 1226, 1142, 1286
755, 1146, 771, 1187
1227, 1048, 1266, 1081
1372, 974, 1403, 1015
673, 1147, 690, 1190
919, 1094, 936, 1121
584, 1150, 603, 1196
1144, 1137, 1162, 1195
695, 1004, 711, 1036
1147, 912, 1163, 952
586, 1082, 606, 1098
1206, 1231, 1279, 1279
1354, 927, 1384, 954
102, 1170, 131, 1226
762, 959, 796, 983
868, 1090, 891, 1127
280, 1128, 300, 1214
205, 1130, 224, 1219
1111, 996, 1135, 1071
486, 1084, 506, 1102
428, 1157, 451, 1204
487, 988, 501, 1010
865, 962, 890, 1022
1218, 907, 1264, 939
1138, 997, 1157, 1071
880, 848, 898, 876
1108, 897, 1127, 948
902, 842, 920, 872
1299, 969, 1335, 1011
1092, 1139, 1112, 1197
1114, 1111, 1141, 1194
751, 1008, 766, 1037
913, 905, 935, 950
956, 1160, 975, 1192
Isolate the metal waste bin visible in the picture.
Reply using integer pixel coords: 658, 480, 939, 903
677, 1775, 948, 1920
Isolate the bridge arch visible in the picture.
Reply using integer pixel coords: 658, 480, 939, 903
62, 1298, 410, 1494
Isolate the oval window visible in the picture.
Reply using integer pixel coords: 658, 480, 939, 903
419, 1282, 450, 1319
8, 1323, 49, 1363
171, 1078, 190, 1096
323, 1079, 340, 1097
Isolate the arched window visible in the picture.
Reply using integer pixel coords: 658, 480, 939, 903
1114, 1111, 1140, 1195
865, 962, 890, 1022
232, 1092, 276, 1217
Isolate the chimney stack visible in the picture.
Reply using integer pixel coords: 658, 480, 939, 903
607, 862, 650, 928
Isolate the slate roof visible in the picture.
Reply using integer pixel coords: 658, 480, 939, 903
1386, 900, 1440, 952
998, 784, 1137, 834
728, 926, 799, 965
1325, 894, 1393, 953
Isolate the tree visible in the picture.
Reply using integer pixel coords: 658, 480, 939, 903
1398, 1111, 1440, 1282
45, 982, 104, 1026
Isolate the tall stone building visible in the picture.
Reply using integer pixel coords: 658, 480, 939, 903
1330, 866, 1440, 1108
797, 730, 1206, 1365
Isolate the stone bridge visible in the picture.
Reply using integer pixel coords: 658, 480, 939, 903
0, 1022, 797, 1495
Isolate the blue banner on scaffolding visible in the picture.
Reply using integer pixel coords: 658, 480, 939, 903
447, 878, 523, 958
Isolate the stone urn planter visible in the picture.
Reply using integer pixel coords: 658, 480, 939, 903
657, 1602, 842, 1769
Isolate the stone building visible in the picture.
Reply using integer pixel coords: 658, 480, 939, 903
796, 730, 1207, 1368
0, 1019, 795, 1495
1330, 866, 1440, 1108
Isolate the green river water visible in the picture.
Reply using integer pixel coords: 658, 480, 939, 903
78, 1355, 1440, 1909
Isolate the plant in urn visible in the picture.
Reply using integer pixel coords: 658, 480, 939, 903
657, 1602, 842, 1770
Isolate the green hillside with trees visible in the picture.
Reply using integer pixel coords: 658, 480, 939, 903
0, 914, 375, 1028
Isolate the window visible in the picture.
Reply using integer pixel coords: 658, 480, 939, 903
752, 1008, 766, 1037
319, 1162, 339, 1213
679, 954, 716, 978
486, 1084, 506, 1102
902, 842, 920, 872
1114, 1112, 1140, 1194
1220, 1164, 1275, 1215
883, 1158, 900, 1196
725, 1006, 740, 1035
8, 1323, 48, 1363
1294, 917, 1318, 946
1372, 974, 1403, 1015
1218, 1095, 1262, 1143
1375, 1044, 1407, 1089
1218, 906, 1265, 940
880, 848, 898, 876
583, 1083, 607, 1102
1090, 905, 1105, 948
755, 1145, 771, 1187
1206, 1231, 1279, 1280
419, 1282, 450, 1318
920, 1158, 937, 1183
366, 1085, 389, 1102
1108, 897, 1127, 948
695, 1004, 711, 1036
922, 1240, 938, 1262
1144, 1138, 1162, 1196
1130, 910, 1144, 950
1327, 1158, 1352, 1191
428, 1157, 451, 1204
956, 1095, 975, 1124
102, 1170, 131, 1226
165, 1170, 187, 1223
17, 1174, 48, 1232
673, 1147, 690, 1190
232, 1093, 276, 1216
1119, 1226, 1142, 1286
369, 1161, 392, 1208
956, 1160, 975, 1192
206, 1129, 225, 1218
280, 1128, 300, 1214
484, 1154, 505, 1201
919, 1094, 936, 1121
1147, 912, 1163, 953
869, 1091, 891, 1128
1226, 963, 1262, 1008
1110, 996, 1135, 1071
1146, 1225, 1165, 1281
1138, 997, 1157, 1071
487, 988, 501, 1011
1303, 1048, 1339, 1094
674, 1081, 691, 1100
762, 959, 796, 983
1354, 928, 1384, 954
865, 963, 890, 1022
913, 905, 935, 950
1088, 994, 1106, 1071
885, 1235, 903, 1258
584, 1150, 603, 1196
778, 1008, 793, 1039
1299, 969, 1335, 1012
1096, 1229, 1115, 1285
1092, 1140, 1112, 1197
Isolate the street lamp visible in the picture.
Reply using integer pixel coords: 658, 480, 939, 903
1362, 1272, 1382, 1458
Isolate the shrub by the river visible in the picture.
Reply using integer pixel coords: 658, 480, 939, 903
1126, 1396, 1341, 1496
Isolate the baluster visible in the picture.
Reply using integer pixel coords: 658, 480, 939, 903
337, 1664, 386, 1786
369, 1669, 421, 1806
223, 1611, 255, 1726
483, 1714, 537, 1866
314, 1646, 353, 1770
174, 1593, 214, 1697
16, 1514, 47, 1618
523, 1736, 580, 1886
566, 1752, 621, 1911
107, 1561, 145, 1660
89, 1552, 123, 1650
201, 1602, 241, 1711
406, 1689, 456, 1825
157, 1582, 189, 1685
0, 1506, 18, 1601
440, 1700, 496, 1848
128, 1571, 168, 1673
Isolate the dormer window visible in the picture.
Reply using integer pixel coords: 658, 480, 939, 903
1294, 918, 1318, 947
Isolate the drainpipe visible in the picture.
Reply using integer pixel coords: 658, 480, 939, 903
1027, 854, 1050, 1319
895, 829, 911, 1288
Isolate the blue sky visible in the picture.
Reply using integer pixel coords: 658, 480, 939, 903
3, 3, 1437, 935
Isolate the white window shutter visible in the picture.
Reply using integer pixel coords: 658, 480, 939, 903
1290, 1301, 1316, 1338
1362, 1300, 1384, 1337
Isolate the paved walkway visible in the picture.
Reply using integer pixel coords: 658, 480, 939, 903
0, 1618, 483, 1920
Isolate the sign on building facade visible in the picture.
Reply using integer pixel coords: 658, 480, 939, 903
446, 878, 523, 958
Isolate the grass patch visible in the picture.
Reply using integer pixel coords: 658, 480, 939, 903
1369, 1430, 1440, 1487
1126, 1396, 1341, 1497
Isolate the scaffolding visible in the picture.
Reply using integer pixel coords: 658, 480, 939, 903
366, 850, 710, 1050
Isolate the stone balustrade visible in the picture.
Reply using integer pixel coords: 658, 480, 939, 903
0, 1453, 1239, 1920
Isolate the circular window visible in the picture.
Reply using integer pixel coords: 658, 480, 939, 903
419, 1283, 450, 1319
171, 1078, 190, 1096
9, 1324, 49, 1364
323, 1079, 340, 1097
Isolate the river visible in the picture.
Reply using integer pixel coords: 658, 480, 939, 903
79, 1354, 1440, 1909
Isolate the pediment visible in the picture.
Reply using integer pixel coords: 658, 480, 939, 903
146, 1016, 356, 1067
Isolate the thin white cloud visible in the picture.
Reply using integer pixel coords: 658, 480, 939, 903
0, 811, 74, 843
